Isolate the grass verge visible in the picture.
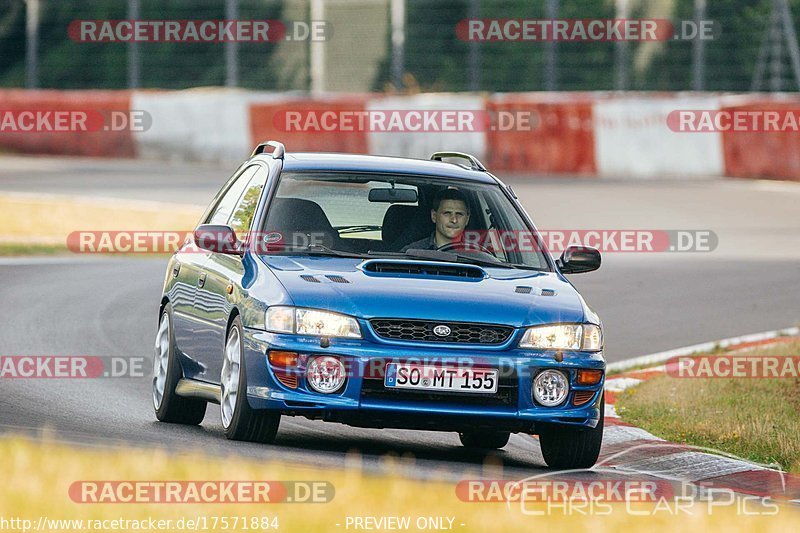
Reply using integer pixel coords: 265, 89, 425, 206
617, 340, 800, 472
1, 435, 797, 531
0, 242, 68, 256
0, 193, 200, 256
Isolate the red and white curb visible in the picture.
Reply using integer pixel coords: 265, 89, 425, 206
600, 327, 800, 503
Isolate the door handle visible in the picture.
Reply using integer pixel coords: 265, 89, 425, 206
198, 272, 207, 288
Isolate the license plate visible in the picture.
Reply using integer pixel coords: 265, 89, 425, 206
384, 363, 498, 394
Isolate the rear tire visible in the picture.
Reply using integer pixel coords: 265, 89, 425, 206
538, 396, 604, 469
459, 431, 510, 450
153, 304, 207, 425
221, 317, 281, 443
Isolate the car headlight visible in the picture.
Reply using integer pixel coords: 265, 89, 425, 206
520, 324, 602, 351
266, 306, 362, 339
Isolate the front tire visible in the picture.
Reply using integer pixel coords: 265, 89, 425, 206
153, 304, 207, 425
221, 317, 280, 443
459, 431, 510, 450
538, 396, 604, 469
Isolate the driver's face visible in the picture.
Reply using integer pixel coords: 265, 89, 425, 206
431, 199, 470, 243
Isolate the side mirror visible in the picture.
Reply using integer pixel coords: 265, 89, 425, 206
194, 224, 243, 255
557, 246, 601, 274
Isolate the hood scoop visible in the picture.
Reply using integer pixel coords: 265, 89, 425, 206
361, 260, 486, 280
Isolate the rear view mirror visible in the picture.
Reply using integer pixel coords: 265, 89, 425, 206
368, 187, 418, 203
557, 246, 601, 274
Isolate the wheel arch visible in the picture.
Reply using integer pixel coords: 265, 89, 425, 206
225, 307, 242, 339
159, 296, 170, 316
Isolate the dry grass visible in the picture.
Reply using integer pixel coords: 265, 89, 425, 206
0, 435, 797, 532
0, 193, 201, 242
617, 341, 800, 472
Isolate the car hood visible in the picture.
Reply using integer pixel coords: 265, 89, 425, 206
260, 256, 586, 327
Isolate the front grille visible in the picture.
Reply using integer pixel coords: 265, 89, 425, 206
360, 363, 518, 407
370, 319, 513, 345
573, 390, 595, 406
274, 370, 298, 389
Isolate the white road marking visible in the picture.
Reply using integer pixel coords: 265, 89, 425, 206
605, 403, 620, 419
604, 377, 642, 392
602, 425, 664, 445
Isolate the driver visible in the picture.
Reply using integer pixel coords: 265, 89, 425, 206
402, 188, 471, 252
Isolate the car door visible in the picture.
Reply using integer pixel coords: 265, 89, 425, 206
171, 165, 259, 378
193, 164, 268, 382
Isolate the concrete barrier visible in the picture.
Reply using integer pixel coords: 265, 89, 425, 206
593, 95, 724, 179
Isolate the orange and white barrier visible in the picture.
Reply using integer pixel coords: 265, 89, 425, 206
0, 89, 134, 157
719, 96, 800, 181
249, 95, 370, 154
131, 89, 288, 163
486, 92, 596, 175
1, 89, 799, 181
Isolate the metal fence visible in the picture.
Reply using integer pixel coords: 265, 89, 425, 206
2, 0, 799, 93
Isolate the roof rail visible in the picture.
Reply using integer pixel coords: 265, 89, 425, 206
251, 140, 285, 159
430, 151, 486, 171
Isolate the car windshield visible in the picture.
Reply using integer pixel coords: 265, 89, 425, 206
261, 171, 551, 271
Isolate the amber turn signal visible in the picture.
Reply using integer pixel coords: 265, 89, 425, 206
576, 369, 603, 386
268, 350, 299, 368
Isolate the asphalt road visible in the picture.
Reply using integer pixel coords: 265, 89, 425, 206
1, 156, 799, 477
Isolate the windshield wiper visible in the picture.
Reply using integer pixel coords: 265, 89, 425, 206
365, 249, 548, 271
336, 225, 383, 235
277, 244, 370, 259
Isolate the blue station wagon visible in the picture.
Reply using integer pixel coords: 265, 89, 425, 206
153, 141, 606, 469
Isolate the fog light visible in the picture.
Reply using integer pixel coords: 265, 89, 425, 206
533, 369, 569, 406
306, 356, 346, 394
576, 369, 603, 386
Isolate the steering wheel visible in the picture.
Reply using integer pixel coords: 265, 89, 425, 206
437, 240, 497, 257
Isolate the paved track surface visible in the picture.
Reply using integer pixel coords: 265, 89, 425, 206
1, 156, 798, 477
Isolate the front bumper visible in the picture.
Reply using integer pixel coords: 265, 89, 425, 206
241, 328, 605, 433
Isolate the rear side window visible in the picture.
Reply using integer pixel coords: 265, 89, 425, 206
205, 166, 260, 226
